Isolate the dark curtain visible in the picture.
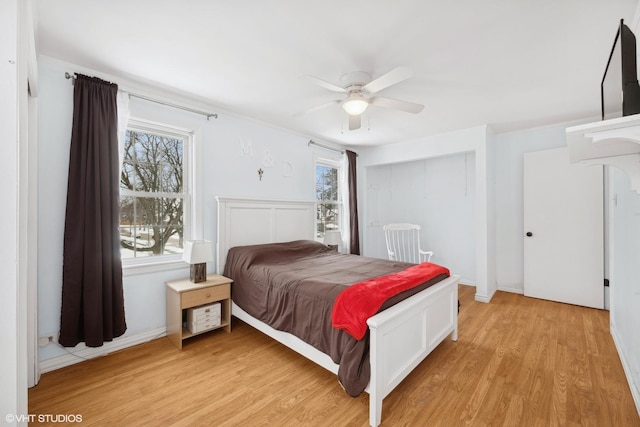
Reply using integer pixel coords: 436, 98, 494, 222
59, 74, 127, 348
346, 150, 361, 255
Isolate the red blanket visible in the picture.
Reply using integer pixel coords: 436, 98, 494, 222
331, 262, 450, 340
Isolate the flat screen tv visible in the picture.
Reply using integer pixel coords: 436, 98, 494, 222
601, 19, 640, 120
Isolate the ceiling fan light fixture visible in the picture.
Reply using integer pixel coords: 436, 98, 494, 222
342, 96, 368, 116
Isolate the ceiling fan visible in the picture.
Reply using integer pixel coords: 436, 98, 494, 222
304, 66, 424, 130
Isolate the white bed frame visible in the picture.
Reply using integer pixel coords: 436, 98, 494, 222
216, 197, 460, 426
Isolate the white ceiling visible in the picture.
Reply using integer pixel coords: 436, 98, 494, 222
34, 0, 638, 147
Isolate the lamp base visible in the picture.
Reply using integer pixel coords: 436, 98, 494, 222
190, 263, 207, 283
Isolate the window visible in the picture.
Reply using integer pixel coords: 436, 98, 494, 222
119, 120, 192, 264
315, 160, 342, 240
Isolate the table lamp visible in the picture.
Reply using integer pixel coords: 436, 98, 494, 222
323, 230, 342, 251
182, 240, 214, 283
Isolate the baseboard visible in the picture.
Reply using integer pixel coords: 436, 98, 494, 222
610, 322, 640, 417
497, 285, 524, 294
39, 327, 166, 374
474, 286, 497, 303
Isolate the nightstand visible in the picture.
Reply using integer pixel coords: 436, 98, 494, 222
166, 274, 232, 350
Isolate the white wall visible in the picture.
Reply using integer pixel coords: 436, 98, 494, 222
36, 60, 322, 367
365, 153, 476, 283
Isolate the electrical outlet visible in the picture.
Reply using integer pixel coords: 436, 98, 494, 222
38, 334, 59, 347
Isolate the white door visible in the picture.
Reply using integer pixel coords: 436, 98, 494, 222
523, 147, 604, 309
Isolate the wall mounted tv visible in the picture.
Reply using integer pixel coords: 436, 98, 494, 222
601, 19, 640, 120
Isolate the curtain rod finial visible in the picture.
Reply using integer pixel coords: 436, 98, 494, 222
65, 72, 77, 84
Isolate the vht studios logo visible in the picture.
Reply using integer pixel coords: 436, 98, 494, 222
6, 413, 83, 423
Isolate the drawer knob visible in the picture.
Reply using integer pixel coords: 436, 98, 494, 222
205, 293, 211, 298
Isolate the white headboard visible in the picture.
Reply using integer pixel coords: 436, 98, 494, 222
216, 197, 316, 274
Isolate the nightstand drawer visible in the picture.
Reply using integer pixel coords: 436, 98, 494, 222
181, 283, 230, 309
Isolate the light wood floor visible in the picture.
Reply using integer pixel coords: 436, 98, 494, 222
29, 285, 640, 426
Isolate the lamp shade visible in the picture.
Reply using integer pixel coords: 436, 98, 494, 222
342, 97, 368, 116
323, 230, 343, 246
182, 240, 214, 264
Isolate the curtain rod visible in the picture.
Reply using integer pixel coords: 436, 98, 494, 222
308, 140, 344, 154
308, 140, 358, 157
65, 72, 218, 120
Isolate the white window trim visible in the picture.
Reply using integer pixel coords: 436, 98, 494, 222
314, 156, 344, 243
121, 118, 203, 276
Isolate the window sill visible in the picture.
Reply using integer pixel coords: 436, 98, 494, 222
122, 260, 188, 277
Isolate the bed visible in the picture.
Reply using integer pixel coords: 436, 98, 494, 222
216, 197, 460, 426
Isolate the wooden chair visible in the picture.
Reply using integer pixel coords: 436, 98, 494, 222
383, 223, 433, 263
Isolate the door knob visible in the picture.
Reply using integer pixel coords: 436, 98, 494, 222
526, 232, 533, 237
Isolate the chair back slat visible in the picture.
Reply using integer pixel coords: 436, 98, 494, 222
383, 223, 429, 264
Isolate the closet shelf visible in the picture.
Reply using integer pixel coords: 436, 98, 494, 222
567, 114, 640, 193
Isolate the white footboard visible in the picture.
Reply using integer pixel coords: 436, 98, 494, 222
232, 274, 459, 427
366, 274, 460, 426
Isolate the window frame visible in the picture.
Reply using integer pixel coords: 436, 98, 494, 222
119, 118, 197, 274
314, 157, 343, 242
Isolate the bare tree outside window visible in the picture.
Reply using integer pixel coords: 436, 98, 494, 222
316, 164, 340, 239
119, 129, 186, 258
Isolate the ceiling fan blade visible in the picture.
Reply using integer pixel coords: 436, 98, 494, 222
363, 66, 414, 94
348, 114, 361, 131
369, 96, 424, 114
307, 75, 347, 93
293, 100, 341, 116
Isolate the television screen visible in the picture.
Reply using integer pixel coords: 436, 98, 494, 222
601, 19, 640, 120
